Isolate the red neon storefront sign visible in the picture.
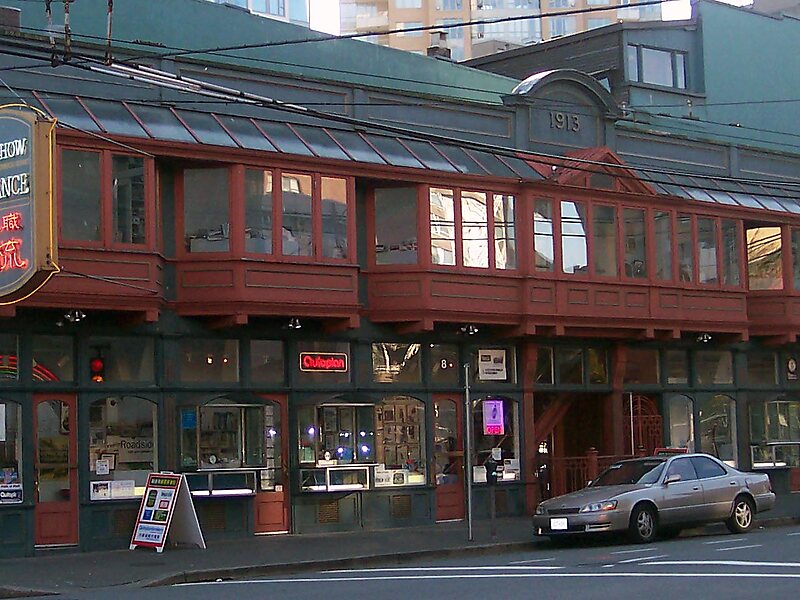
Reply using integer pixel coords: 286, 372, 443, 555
299, 352, 349, 373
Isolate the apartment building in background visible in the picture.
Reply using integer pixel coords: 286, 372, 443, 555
340, 0, 661, 60
208, 0, 310, 26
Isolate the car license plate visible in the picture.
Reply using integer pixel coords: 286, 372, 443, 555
550, 518, 568, 531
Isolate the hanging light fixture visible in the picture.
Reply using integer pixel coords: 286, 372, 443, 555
288, 317, 302, 330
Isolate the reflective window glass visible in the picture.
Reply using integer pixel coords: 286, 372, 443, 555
216, 116, 276, 151
557, 347, 583, 385
678, 213, 693, 282
0, 401, 21, 496
430, 188, 456, 266
245, 169, 273, 254
282, 173, 313, 257
461, 191, 488, 268
184, 168, 230, 253
793, 228, 800, 290
374, 188, 417, 265
667, 394, 694, 451
87, 337, 155, 383
32, 336, 74, 382
250, 340, 285, 384
376, 397, 426, 483
493, 194, 516, 270
641, 47, 673, 87
747, 352, 777, 385
593, 205, 617, 277
665, 350, 689, 385
695, 351, 733, 385
654, 211, 672, 280
430, 344, 459, 385
61, 150, 101, 241
293, 125, 349, 161
698, 394, 737, 466
295, 341, 351, 384
747, 226, 782, 290
697, 217, 718, 284
722, 219, 740, 286
471, 397, 520, 481
624, 348, 659, 384
129, 105, 195, 143
588, 348, 608, 384
372, 343, 422, 384
84, 100, 147, 137
0, 335, 18, 381
623, 208, 647, 278
534, 199, 554, 272
561, 200, 587, 274
178, 339, 239, 383
536, 347, 554, 384
112, 155, 146, 245
178, 111, 236, 147
321, 177, 348, 259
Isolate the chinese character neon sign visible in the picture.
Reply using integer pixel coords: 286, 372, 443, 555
0, 238, 27, 271
0, 211, 23, 233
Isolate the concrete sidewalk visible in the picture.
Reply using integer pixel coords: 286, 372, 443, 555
1, 493, 798, 599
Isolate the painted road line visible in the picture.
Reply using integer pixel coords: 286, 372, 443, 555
178, 572, 800, 587
508, 558, 556, 565
618, 554, 669, 564
643, 560, 800, 568
704, 538, 744, 544
610, 547, 659, 555
716, 544, 762, 552
322, 566, 564, 574
788, 532, 800, 536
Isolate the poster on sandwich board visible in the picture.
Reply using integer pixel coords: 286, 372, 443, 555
130, 473, 205, 553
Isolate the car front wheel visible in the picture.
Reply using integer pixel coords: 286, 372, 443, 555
628, 504, 658, 543
726, 496, 755, 534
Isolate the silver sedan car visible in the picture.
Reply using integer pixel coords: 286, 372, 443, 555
533, 453, 775, 543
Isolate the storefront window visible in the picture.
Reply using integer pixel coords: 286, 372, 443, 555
695, 351, 733, 385
623, 208, 647, 278
697, 217, 718, 284
593, 205, 617, 277
372, 343, 421, 384
557, 347, 583, 385
430, 187, 456, 266
184, 167, 230, 253
588, 348, 608, 384
722, 219, 740, 286
32, 336, 74, 382
61, 149, 101, 241
376, 396, 426, 484
321, 177, 348, 259
0, 400, 22, 502
536, 347, 554, 384
666, 394, 694, 451
295, 341, 351, 385
534, 199, 554, 272
112, 155, 146, 245
430, 344, 459, 385
178, 338, 239, 383
678, 213, 693, 282
250, 340, 285, 384
747, 225, 782, 290
87, 337, 155, 383
747, 352, 777, 386
472, 347, 516, 384
282, 173, 313, 256
0, 334, 19, 381
750, 397, 800, 467
471, 397, 520, 481
461, 191, 488, 268
561, 200, 587, 274
665, 350, 689, 384
698, 394, 737, 466
244, 168, 273, 254
493, 194, 516, 269
654, 211, 672, 280
89, 396, 156, 500
624, 348, 659, 384
374, 187, 417, 265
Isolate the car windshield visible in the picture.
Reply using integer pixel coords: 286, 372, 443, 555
590, 460, 665, 486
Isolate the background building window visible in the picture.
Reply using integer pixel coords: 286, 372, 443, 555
561, 200, 588, 274
244, 169, 273, 254
281, 173, 313, 256
641, 47, 673, 87
372, 343, 422, 384
61, 149, 101, 241
178, 338, 239, 383
0, 400, 21, 499
534, 199, 554, 271
430, 188, 456, 266
593, 205, 617, 276
184, 168, 230, 253
89, 396, 156, 499
374, 188, 418, 265
398, 21, 423, 35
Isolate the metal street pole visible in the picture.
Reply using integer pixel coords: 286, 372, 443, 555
464, 363, 473, 542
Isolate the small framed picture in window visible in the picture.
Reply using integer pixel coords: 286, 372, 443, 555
383, 408, 395, 422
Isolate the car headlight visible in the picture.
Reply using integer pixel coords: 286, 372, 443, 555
579, 500, 618, 513
535, 504, 546, 515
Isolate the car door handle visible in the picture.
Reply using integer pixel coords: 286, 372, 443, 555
730, 481, 737, 485
692, 486, 700, 491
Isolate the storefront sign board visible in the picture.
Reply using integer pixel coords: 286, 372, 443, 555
787, 357, 798, 381
0, 483, 22, 504
0, 104, 58, 304
478, 349, 507, 381
299, 352, 349, 373
130, 473, 205, 552
482, 399, 505, 435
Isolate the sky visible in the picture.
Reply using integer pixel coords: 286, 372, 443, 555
308, 0, 755, 35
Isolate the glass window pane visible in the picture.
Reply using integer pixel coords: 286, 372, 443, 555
430, 188, 456, 266
184, 168, 230, 253
0, 401, 21, 497
112, 155, 146, 245
404, 140, 457, 172
623, 208, 647, 278
698, 394, 737, 466
675, 53, 687, 89
35, 400, 70, 502
793, 228, 800, 291
366, 135, 424, 169
747, 352, 777, 385
588, 348, 608, 384
216, 115, 277, 151
32, 336, 73, 382
89, 396, 156, 498
667, 394, 694, 451
430, 344, 459, 385
678, 213, 693, 282
472, 397, 519, 480
327, 130, 386, 164
250, 340, 285, 384
469, 150, 518, 179
697, 217, 718, 284
561, 200, 588, 274
747, 226, 783, 290
641, 47, 673, 87
461, 191, 488, 268
178, 339, 239, 383
372, 343, 421, 384
376, 397, 425, 482
293, 125, 350, 161
43, 95, 100, 132
87, 337, 155, 383
436, 145, 486, 175
61, 150, 101, 241
256, 120, 314, 156
654, 211, 672, 280
0, 335, 18, 381
493, 194, 516, 269
129, 105, 195, 143
282, 173, 313, 256
375, 188, 417, 265
722, 219, 740, 286
593, 205, 617, 277
626, 44, 639, 81
295, 341, 351, 385
534, 199, 554, 272
199, 404, 243, 468
178, 111, 236, 147
665, 350, 689, 385
536, 347, 553, 384
695, 350, 733, 385
84, 100, 147, 137
557, 347, 583, 385
624, 348, 659, 384
321, 177, 348, 259
245, 169, 273, 254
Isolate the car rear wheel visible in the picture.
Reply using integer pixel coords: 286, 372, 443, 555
726, 496, 755, 534
628, 504, 657, 543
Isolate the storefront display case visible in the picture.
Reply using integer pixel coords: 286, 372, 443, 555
185, 469, 258, 497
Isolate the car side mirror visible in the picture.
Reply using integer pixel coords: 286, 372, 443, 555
664, 473, 681, 485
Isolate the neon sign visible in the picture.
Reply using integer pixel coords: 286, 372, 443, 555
0, 105, 57, 303
299, 352, 349, 373
482, 399, 505, 436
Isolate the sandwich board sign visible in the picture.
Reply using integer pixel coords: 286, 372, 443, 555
130, 473, 206, 552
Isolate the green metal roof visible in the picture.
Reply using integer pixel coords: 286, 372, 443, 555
2, 0, 517, 105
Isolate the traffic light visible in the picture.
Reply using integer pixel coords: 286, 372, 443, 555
90, 356, 105, 383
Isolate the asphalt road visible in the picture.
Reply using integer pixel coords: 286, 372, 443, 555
33, 525, 800, 600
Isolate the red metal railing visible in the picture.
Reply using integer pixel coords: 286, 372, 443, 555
550, 448, 634, 497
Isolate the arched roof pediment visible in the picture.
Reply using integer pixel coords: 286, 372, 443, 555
506, 69, 620, 118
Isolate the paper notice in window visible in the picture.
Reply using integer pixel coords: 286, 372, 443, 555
0, 404, 5, 442
111, 480, 136, 499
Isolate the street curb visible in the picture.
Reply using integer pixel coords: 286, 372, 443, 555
145, 540, 535, 587
0, 587, 56, 599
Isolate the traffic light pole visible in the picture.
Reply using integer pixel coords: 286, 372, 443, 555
464, 363, 473, 542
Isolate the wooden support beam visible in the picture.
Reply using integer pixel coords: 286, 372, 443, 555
394, 318, 435, 335
0, 305, 16, 319
118, 309, 160, 328
323, 315, 360, 334
207, 313, 248, 329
